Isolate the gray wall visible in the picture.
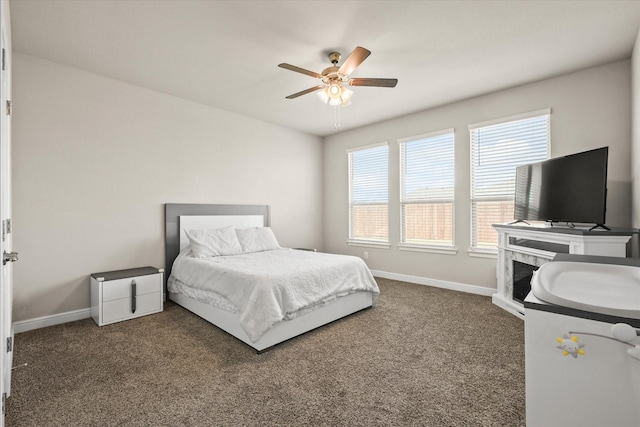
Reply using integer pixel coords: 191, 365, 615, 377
12, 53, 324, 322
12, 51, 636, 322
324, 60, 632, 289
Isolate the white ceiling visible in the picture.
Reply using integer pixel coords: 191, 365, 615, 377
9, 1, 640, 137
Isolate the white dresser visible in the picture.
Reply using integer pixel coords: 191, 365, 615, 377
90, 266, 164, 326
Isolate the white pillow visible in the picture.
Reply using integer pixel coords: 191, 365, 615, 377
235, 227, 280, 253
185, 226, 243, 258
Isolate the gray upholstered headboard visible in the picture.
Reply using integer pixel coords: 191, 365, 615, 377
164, 203, 270, 291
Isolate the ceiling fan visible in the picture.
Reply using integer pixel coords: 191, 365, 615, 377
278, 46, 398, 106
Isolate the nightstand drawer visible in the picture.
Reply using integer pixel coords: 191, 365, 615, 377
102, 274, 160, 302
102, 292, 162, 324
90, 266, 164, 326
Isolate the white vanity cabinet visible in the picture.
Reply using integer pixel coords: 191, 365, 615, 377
90, 267, 164, 326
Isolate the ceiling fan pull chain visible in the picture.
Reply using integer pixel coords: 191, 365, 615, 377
334, 105, 341, 130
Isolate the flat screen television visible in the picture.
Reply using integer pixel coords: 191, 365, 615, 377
514, 147, 608, 228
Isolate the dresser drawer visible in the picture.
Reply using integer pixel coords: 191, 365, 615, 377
102, 291, 162, 324
102, 274, 160, 302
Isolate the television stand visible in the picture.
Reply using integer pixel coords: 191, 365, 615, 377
588, 223, 611, 231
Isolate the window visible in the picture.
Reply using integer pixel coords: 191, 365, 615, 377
348, 143, 389, 244
399, 130, 455, 250
470, 110, 550, 251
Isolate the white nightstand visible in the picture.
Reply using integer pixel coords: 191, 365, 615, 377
90, 266, 164, 326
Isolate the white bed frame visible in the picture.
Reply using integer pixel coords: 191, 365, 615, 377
164, 204, 375, 352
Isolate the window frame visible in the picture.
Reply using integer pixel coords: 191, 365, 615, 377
347, 141, 391, 249
398, 129, 457, 255
468, 109, 551, 256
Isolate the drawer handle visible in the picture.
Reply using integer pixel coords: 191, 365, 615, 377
131, 280, 137, 314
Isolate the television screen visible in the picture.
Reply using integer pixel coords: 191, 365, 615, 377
514, 147, 608, 225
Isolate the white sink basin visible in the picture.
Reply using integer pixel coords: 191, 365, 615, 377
531, 261, 640, 319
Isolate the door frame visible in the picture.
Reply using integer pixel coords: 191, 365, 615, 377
0, 1, 12, 425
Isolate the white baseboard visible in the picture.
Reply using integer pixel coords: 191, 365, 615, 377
371, 270, 495, 297
13, 308, 91, 334
13, 273, 492, 334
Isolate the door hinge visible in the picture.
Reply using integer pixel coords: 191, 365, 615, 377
6, 337, 11, 353
2, 48, 5, 71
5, 100, 11, 116
1, 392, 5, 415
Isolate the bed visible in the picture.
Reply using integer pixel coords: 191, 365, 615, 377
164, 203, 379, 352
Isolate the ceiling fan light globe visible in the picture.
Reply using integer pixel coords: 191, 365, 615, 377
340, 87, 353, 103
328, 83, 341, 96
317, 89, 330, 104
317, 82, 354, 106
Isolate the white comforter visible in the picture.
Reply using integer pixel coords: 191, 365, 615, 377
168, 248, 379, 342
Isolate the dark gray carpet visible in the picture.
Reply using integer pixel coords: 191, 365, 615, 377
7, 279, 525, 426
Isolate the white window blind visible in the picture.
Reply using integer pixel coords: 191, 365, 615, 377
348, 143, 389, 243
399, 130, 455, 248
470, 110, 550, 250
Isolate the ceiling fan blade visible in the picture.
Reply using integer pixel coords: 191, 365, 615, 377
349, 78, 398, 88
338, 46, 371, 76
278, 63, 323, 79
285, 85, 325, 99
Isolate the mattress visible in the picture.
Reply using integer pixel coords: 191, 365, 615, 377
168, 248, 379, 342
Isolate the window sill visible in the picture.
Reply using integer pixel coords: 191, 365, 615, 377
467, 248, 498, 259
397, 244, 458, 255
347, 240, 391, 249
